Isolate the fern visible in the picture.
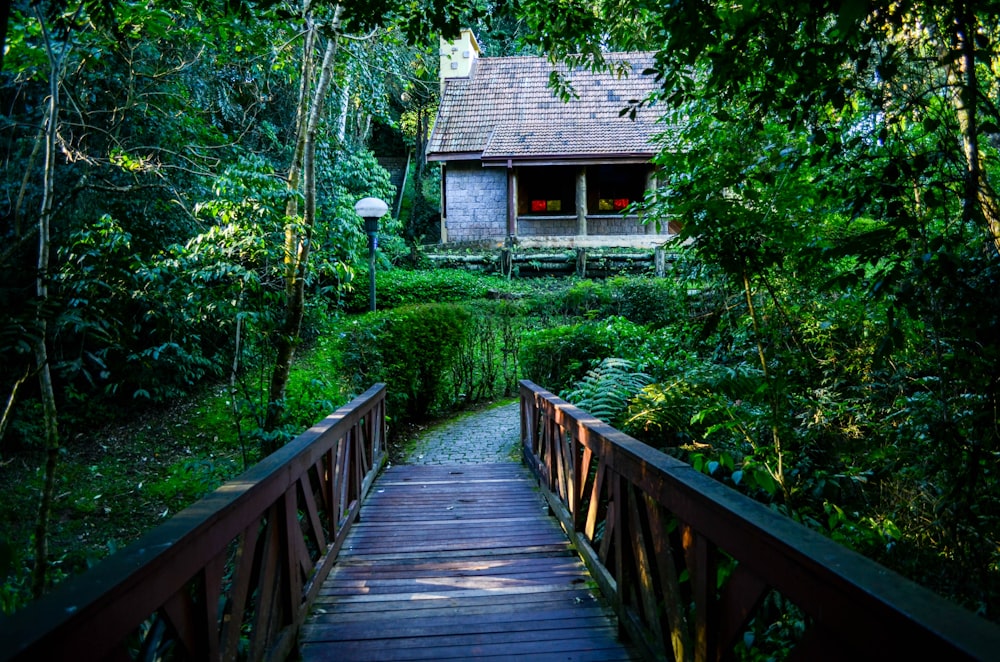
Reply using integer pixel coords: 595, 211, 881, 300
624, 363, 763, 448
563, 358, 652, 425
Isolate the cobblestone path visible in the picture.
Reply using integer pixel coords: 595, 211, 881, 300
404, 400, 520, 465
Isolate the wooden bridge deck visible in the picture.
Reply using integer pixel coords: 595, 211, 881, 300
299, 463, 637, 661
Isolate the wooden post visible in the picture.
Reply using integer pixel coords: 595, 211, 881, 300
645, 171, 658, 235
440, 163, 448, 243
576, 167, 587, 236
508, 164, 518, 237
655, 246, 667, 277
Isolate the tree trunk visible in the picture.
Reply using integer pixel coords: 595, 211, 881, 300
31, 6, 62, 598
263, 17, 341, 443
282, 13, 318, 299
336, 70, 351, 147
950, 6, 1000, 257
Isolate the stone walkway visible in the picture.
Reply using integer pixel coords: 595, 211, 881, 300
404, 401, 521, 464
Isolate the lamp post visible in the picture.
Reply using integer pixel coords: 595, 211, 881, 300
354, 197, 389, 312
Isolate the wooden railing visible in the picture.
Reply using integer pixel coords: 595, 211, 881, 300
0, 383, 387, 662
519, 380, 1000, 661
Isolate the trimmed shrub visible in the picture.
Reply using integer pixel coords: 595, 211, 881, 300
559, 279, 614, 318
520, 317, 648, 396
609, 276, 688, 328
338, 303, 470, 421
342, 269, 520, 312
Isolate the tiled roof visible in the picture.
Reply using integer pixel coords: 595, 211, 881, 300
482, 121, 655, 160
427, 53, 663, 161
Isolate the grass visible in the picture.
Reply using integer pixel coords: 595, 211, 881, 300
0, 328, 351, 614
0, 276, 573, 613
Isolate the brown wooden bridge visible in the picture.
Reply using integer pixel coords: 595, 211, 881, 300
3, 381, 1000, 661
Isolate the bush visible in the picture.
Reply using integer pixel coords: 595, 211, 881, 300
338, 303, 471, 421
520, 317, 648, 396
450, 300, 531, 402
559, 279, 614, 318
342, 268, 521, 312
609, 276, 689, 328
563, 358, 652, 427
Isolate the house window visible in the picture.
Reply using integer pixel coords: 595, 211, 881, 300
517, 166, 576, 216
587, 165, 646, 214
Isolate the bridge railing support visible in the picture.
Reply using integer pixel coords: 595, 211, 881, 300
1, 383, 387, 662
519, 379, 1000, 661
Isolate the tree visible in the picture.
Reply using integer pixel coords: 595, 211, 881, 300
512, 0, 1000, 612
27, 3, 67, 599
262, 1, 482, 442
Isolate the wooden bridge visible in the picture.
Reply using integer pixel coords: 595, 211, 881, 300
3, 381, 1000, 661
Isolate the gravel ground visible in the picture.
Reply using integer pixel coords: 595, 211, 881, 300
403, 401, 521, 465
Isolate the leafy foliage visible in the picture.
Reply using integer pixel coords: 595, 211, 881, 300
564, 358, 651, 427
519, 317, 647, 396
342, 268, 522, 312
339, 303, 470, 421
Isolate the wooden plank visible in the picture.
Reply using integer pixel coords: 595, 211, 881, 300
307, 602, 611, 627
305, 614, 615, 642
300, 463, 636, 661
312, 588, 604, 616
302, 627, 630, 661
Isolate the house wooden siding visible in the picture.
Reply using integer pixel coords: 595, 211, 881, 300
429, 32, 675, 245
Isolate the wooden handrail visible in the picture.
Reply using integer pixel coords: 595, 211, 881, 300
0, 383, 387, 662
519, 380, 1000, 661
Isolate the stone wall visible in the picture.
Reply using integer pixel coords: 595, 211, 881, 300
517, 215, 668, 236
517, 217, 578, 236
442, 161, 674, 242
587, 215, 650, 235
444, 162, 507, 242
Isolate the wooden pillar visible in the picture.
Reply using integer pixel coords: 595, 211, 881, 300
655, 246, 667, 277
440, 163, 448, 243
508, 163, 518, 237
644, 170, 658, 235
576, 167, 587, 236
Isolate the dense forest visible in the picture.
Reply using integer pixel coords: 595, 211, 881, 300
2, 0, 1000, 636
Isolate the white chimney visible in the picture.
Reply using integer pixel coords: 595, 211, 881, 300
440, 29, 481, 91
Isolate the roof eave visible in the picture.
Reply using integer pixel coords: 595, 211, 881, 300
480, 153, 655, 166
426, 151, 483, 163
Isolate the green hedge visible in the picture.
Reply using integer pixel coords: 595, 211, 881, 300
520, 317, 648, 396
342, 268, 520, 312
339, 303, 470, 421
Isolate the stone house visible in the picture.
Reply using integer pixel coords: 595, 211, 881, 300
426, 30, 674, 247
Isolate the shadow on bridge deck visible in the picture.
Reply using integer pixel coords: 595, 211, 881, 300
299, 463, 637, 661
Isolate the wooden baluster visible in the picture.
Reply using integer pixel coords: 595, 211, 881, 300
221, 524, 261, 662
645, 496, 693, 662
545, 404, 557, 490
610, 472, 625, 585
282, 487, 306, 614
160, 557, 218, 661
585, 456, 607, 545
339, 430, 355, 520
348, 423, 360, 506
299, 474, 327, 553
625, 486, 667, 658
573, 442, 593, 532
357, 416, 371, 476
202, 551, 225, 661
555, 420, 571, 504
682, 523, 718, 662
248, 507, 282, 661
331, 435, 347, 526
716, 564, 769, 656
375, 398, 386, 458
